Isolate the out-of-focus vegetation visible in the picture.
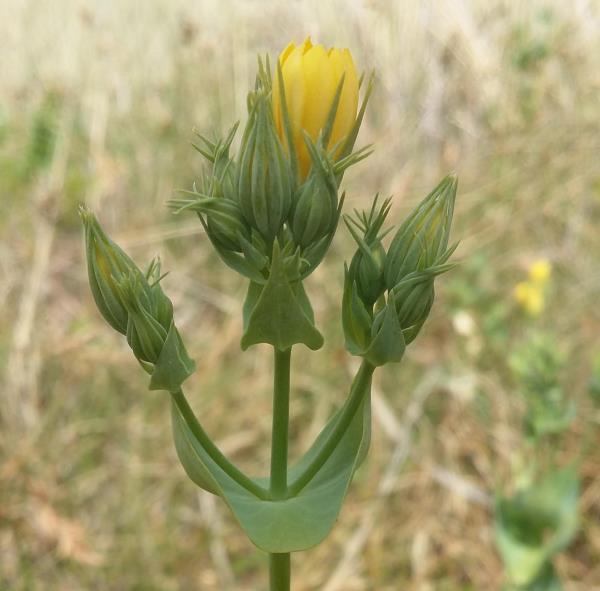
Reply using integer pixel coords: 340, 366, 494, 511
1, 1, 599, 589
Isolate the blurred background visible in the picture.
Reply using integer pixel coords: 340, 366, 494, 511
1, 0, 599, 589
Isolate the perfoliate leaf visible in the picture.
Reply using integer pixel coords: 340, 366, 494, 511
149, 322, 196, 392
241, 242, 323, 351
364, 293, 406, 366
172, 406, 220, 495
494, 466, 579, 587
170, 366, 373, 553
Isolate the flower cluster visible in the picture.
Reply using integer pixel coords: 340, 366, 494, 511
169, 38, 372, 285
343, 176, 457, 366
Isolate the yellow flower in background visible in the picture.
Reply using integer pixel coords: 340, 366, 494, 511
273, 37, 359, 178
514, 282, 544, 316
514, 260, 551, 316
528, 259, 551, 284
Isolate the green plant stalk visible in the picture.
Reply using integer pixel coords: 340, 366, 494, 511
171, 388, 269, 500
269, 347, 292, 590
269, 553, 291, 591
287, 359, 374, 496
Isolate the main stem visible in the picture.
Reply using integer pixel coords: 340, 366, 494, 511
269, 347, 291, 590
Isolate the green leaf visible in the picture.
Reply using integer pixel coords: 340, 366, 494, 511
149, 322, 196, 392
170, 372, 372, 553
171, 405, 220, 495
364, 292, 406, 366
523, 564, 563, 591
527, 399, 576, 438
494, 466, 579, 587
241, 242, 324, 351
341, 268, 371, 355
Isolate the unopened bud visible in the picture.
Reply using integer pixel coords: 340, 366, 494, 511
348, 239, 386, 307
117, 270, 173, 366
344, 195, 392, 307
81, 210, 195, 390
291, 146, 338, 248
80, 207, 143, 335
393, 274, 434, 344
391, 263, 453, 344
384, 174, 457, 289
172, 194, 249, 253
237, 91, 292, 242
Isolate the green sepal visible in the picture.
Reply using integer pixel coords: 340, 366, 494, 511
170, 367, 372, 553
149, 322, 196, 392
241, 242, 324, 351
335, 72, 374, 184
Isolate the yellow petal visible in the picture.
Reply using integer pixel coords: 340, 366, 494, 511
279, 44, 306, 158
328, 48, 359, 152
279, 41, 296, 66
299, 44, 336, 175
300, 37, 313, 54
272, 38, 360, 179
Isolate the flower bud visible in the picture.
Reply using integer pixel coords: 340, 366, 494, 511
290, 144, 338, 248
117, 268, 173, 366
344, 195, 392, 307
237, 91, 292, 242
348, 239, 386, 307
81, 210, 195, 390
273, 37, 359, 178
384, 174, 457, 290
393, 273, 435, 345
80, 207, 143, 335
173, 193, 249, 253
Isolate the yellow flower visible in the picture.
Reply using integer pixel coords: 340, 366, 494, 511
514, 282, 544, 316
273, 37, 359, 178
528, 259, 551, 284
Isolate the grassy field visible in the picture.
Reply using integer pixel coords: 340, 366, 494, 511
1, 0, 600, 589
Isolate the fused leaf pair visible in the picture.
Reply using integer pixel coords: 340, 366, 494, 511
495, 467, 579, 590
172, 359, 374, 553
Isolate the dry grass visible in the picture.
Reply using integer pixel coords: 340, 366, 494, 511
1, 0, 600, 589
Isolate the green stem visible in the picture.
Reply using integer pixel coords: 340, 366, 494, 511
269, 553, 290, 591
287, 359, 374, 497
171, 388, 268, 500
270, 348, 291, 498
269, 347, 292, 591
